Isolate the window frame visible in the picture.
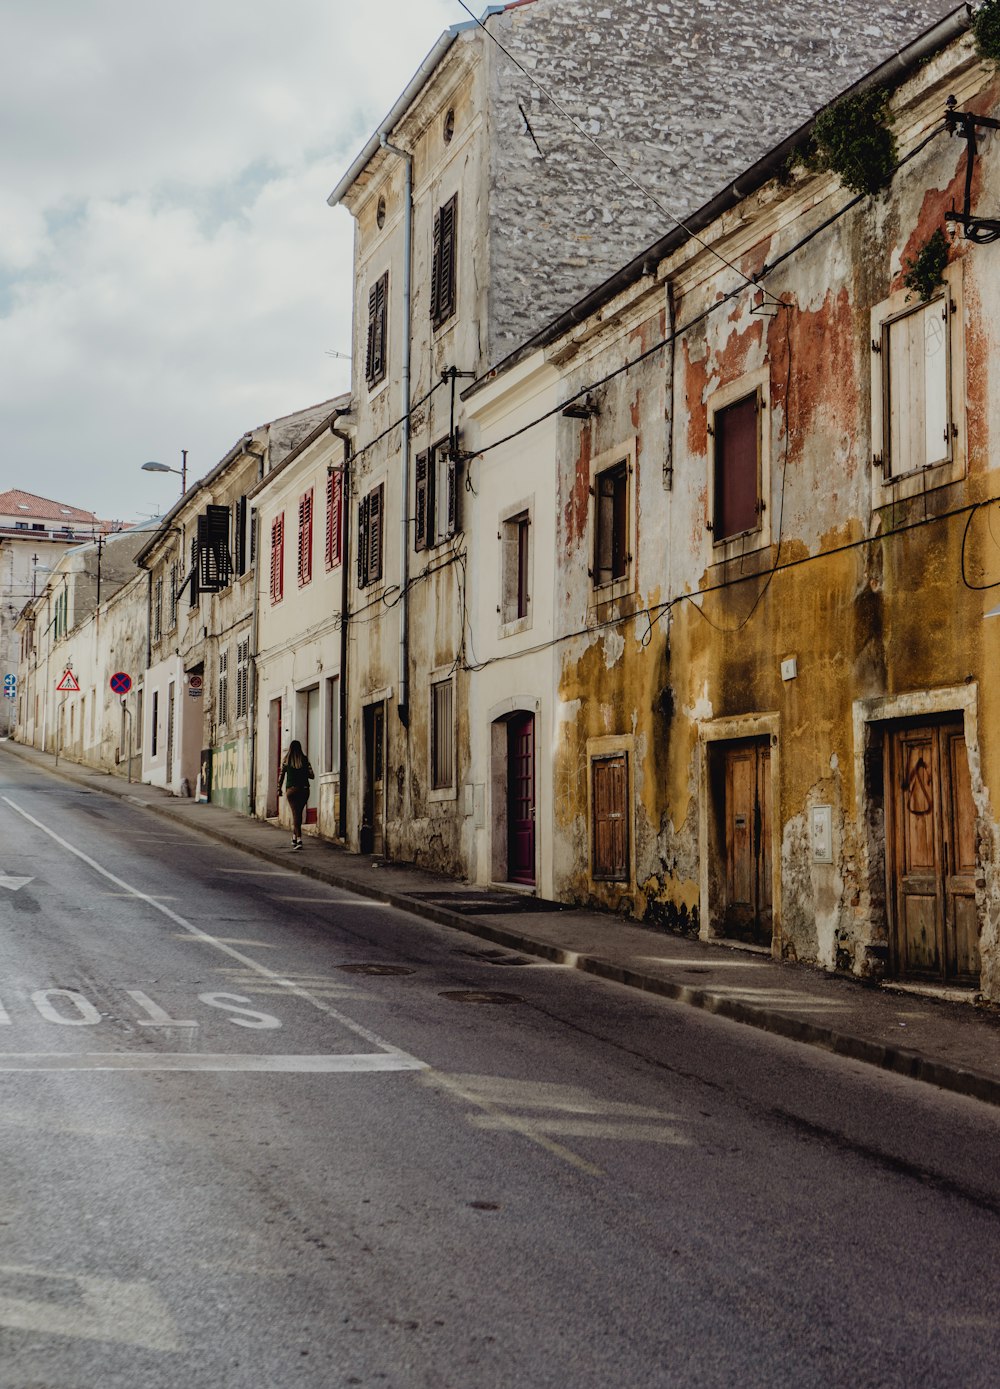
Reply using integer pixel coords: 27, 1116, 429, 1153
705, 368, 772, 562
414, 439, 458, 552
428, 672, 457, 800
589, 441, 638, 606
870, 262, 965, 505
499, 497, 534, 637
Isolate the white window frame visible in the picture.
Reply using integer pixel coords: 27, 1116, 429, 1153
498, 495, 534, 638
871, 262, 965, 505
705, 366, 772, 563
428, 668, 457, 803
588, 439, 638, 609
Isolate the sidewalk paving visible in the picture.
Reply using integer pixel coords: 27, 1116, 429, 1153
4, 737, 1000, 1109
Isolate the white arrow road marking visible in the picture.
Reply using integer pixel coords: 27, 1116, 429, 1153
0, 874, 32, 891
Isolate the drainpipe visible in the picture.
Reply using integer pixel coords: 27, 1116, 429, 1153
329, 413, 354, 842
247, 504, 261, 817
379, 134, 413, 726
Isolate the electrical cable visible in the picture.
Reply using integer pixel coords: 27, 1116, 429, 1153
961, 500, 1000, 591
452, 0, 783, 306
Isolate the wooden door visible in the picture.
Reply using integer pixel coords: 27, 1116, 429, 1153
887, 721, 979, 984
362, 702, 385, 856
592, 754, 629, 881
723, 739, 772, 946
266, 697, 282, 817
507, 713, 535, 885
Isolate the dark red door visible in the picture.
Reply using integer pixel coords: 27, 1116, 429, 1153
507, 713, 535, 885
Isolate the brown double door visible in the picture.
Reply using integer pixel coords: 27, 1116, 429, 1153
722, 739, 772, 946
886, 720, 979, 984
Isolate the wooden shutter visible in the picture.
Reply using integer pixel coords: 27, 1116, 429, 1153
188, 537, 200, 607
592, 755, 629, 881
431, 195, 457, 328
325, 469, 343, 569
414, 450, 430, 551
368, 484, 383, 583
365, 272, 388, 387
198, 504, 232, 591
357, 494, 369, 589
297, 489, 313, 586
235, 496, 247, 576
445, 446, 458, 537
713, 394, 759, 540
270, 513, 284, 604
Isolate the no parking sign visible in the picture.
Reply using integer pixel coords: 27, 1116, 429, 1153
109, 671, 132, 696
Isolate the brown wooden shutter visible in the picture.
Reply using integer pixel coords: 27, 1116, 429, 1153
297, 489, 313, 585
326, 469, 343, 569
369, 484, 383, 583
431, 195, 457, 328
357, 494, 369, 588
592, 755, 629, 881
365, 273, 388, 387
714, 394, 759, 540
270, 513, 284, 604
414, 450, 430, 551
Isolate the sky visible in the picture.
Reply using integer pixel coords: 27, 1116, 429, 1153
0, 0, 459, 523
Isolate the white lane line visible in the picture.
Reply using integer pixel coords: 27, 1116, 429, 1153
1, 796, 421, 1063
171, 936, 279, 947
0, 1053, 426, 1073
216, 869, 296, 876
0, 1263, 180, 1352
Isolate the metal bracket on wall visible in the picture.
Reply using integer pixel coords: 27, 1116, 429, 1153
944, 99, 1000, 244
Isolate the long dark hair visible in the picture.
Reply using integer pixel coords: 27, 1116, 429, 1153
285, 739, 306, 769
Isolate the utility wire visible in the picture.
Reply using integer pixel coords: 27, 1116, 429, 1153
452, 0, 783, 305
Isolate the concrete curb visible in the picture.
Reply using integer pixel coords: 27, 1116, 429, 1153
5, 740, 1000, 1111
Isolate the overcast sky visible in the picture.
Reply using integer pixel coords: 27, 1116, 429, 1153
0, 0, 459, 523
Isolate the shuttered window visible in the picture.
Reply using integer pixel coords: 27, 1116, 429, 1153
501, 511, 531, 623
234, 496, 248, 576
153, 578, 163, 643
415, 442, 458, 551
297, 488, 314, 586
882, 295, 951, 478
592, 754, 629, 882
168, 560, 179, 630
188, 537, 200, 608
431, 195, 458, 329
713, 394, 760, 541
325, 468, 343, 569
593, 461, 630, 587
365, 272, 388, 389
357, 483, 384, 589
235, 637, 250, 720
270, 513, 284, 604
431, 679, 455, 790
217, 648, 229, 728
197, 505, 232, 591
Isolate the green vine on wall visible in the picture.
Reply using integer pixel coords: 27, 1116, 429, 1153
973, 0, 1000, 63
789, 87, 898, 196
902, 228, 950, 302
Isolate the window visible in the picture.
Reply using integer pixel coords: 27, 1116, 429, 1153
712, 393, 760, 542
270, 513, 284, 604
234, 496, 251, 576
151, 690, 159, 757
415, 441, 458, 551
297, 488, 314, 586
236, 637, 250, 720
500, 508, 531, 628
197, 505, 232, 591
218, 648, 229, 728
188, 537, 200, 608
431, 194, 458, 329
365, 271, 388, 389
875, 293, 955, 480
592, 754, 629, 882
324, 674, 340, 774
168, 560, 179, 630
593, 460, 630, 587
357, 483, 384, 589
152, 578, 163, 643
325, 468, 343, 569
430, 678, 455, 790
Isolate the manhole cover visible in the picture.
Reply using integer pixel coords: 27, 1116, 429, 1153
439, 990, 523, 1006
337, 963, 415, 977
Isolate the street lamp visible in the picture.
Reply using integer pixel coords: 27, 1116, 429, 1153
142, 449, 188, 495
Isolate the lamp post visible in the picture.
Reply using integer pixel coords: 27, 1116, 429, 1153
141, 449, 188, 495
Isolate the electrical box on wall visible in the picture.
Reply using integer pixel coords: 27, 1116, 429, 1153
811, 805, 833, 864
781, 656, 797, 682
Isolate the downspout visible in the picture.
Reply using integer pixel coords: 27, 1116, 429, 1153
247, 504, 261, 817
380, 134, 413, 725
329, 414, 354, 842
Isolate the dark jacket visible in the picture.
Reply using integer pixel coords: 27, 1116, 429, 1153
279, 757, 314, 792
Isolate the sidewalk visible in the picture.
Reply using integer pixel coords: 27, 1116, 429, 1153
4, 737, 1000, 1109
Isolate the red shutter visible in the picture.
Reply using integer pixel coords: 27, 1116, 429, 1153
326, 469, 343, 569
298, 489, 313, 586
270, 513, 284, 604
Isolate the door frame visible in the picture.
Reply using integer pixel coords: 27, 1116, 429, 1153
361, 699, 386, 857
699, 713, 781, 954
853, 685, 983, 988
488, 697, 541, 891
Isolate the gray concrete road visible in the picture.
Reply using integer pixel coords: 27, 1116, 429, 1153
0, 757, 998, 1389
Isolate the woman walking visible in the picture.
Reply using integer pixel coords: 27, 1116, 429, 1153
277, 739, 314, 849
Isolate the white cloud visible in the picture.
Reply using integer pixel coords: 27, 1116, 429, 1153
0, 0, 458, 519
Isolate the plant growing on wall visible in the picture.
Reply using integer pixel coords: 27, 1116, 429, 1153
973, 0, 1000, 63
902, 228, 951, 301
806, 87, 898, 196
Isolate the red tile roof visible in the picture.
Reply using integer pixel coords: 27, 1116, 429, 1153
0, 489, 100, 525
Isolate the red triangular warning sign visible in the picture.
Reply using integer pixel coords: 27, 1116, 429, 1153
56, 670, 80, 692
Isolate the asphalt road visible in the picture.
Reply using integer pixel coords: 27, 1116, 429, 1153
0, 756, 998, 1389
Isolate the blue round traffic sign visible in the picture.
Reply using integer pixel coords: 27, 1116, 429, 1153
110, 671, 133, 695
